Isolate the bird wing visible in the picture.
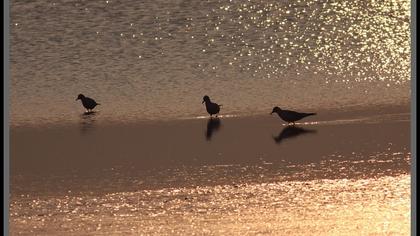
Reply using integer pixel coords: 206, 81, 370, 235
208, 102, 220, 113
284, 110, 300, 115
280, 109, 308, 121
86, 97, 98, 105
283, 110, 302, 117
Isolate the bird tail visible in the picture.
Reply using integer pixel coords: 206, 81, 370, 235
307, 112, 316, 116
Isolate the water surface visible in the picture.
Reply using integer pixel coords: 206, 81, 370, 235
10, 0, 411, 125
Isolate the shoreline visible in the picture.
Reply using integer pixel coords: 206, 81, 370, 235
9, 101, 411, 129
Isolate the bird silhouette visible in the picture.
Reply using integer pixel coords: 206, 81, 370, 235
273, 126, 316, 144
202, 95, 222, 117
271, 106, 316, 125
76, 94, 100, 113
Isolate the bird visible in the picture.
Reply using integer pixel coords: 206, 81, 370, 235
271, 106, 316, 125
202, 95, 222, 117
76, 94, 100, 112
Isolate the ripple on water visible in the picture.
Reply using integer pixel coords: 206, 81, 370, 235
10, 0, 411, 126
10, 174, 410, 235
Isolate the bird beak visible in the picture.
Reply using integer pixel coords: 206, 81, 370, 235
270, 112, 273, 114
202, 100, 205, 104
76, 98, 79, 101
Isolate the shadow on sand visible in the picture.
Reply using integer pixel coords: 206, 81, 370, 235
205, 118, 222, 141
273, 125, 317, 144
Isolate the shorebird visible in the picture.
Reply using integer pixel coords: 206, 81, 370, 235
76, 94, 100, 112
271, 106, 316, 125
202, 95, 222, 117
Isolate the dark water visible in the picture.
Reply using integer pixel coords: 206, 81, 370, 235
10, 0, 410, 125
10, 113, 411, 235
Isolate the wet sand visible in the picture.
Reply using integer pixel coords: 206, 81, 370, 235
10, 105, 411, 235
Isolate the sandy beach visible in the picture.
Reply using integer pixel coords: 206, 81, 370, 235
9, 105, 411, 235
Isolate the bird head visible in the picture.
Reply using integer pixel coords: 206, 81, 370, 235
76, 94, 85, 101
271, 106, 281, 114
202, 95, 210, 104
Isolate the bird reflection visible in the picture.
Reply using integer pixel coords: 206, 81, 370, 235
205, 118, 222, 141
79, 111, 97, 134
273, 125, 316, 144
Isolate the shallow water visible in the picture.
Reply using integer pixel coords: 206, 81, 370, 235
10, 174, 410, 235
10, 0, 411, 126
10, 145, 411, 235
10, 110, 411, 235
